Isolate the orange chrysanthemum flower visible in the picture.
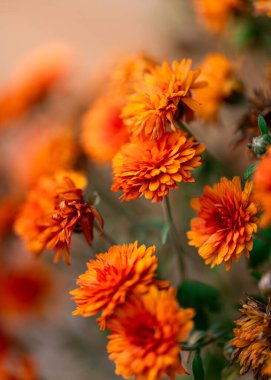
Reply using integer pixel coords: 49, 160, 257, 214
122, 59, 206, 139
6, 123, 79, 190
112, 129, 205, 202
195, 54, 241, 121
71, 242, 167, 329
0, 44, 71, 126
14, 171, 103, 265
231, 297, 271, 379
81, 94, 129, 163
254, 147, 271, 227
187, 177, 258, 270
107, 286, 195, 380
0, 263, 52, 317
255, 0, 271, 16
194, 0, 245, 32
109, 53, 156, 96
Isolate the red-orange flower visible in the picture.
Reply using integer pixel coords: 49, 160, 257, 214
71, 242, 166, 329
187, 177, 258, 270
81, 94, 129, 163
195, 54, 241, 121
122, 59, 206, 139
0, 44, 71, 126
255, 0, 271, 16
0, 263, 52, 317
194, 0, 245, 32
254, 147, 271, 227
107, 286, 195, 380
112, 129, 205, 202
231, 297, 271, 379
14, 171, 103, 265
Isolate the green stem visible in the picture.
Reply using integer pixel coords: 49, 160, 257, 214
162, 196, 186, 280
181, 328, 232, 352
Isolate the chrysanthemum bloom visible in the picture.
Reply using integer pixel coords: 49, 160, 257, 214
195, 54, 241, 121
231, 297, 271, 378
0, 264, 52, 317
14, 171, 103, 264
187, 177, 258, 270
81, 94, 129, 163
254, 147, 271, 227
112, 129, 204, 202
0, 44, 71, 125
255, 0, 271, 16
71, 242, 167, 329
109, 53, 156, 96
6, 123, 79, 190
194, 0, 245, 32
107, 286, 195, 380
122, 59, 206, 139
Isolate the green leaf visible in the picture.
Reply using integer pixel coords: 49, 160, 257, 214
193, 351, 205, 380
244, 163, 256, 180
177, 280, 220, 330
249, 227, 271, 268
258, 115, 269, 135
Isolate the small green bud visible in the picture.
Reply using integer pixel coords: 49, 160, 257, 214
248, 134, 271, 158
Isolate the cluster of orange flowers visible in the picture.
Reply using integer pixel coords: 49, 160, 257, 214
71, 241, 195, 380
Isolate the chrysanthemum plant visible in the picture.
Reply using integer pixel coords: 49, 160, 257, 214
7, 4, 271, 379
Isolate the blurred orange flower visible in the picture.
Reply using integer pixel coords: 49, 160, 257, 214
195, 53, 241, 121
187, 177, 258, 270
122, 59, 205, 139
14, 171, 103, 265
254, 147, 271, 227
6, 123, 79, 190
0, 263, 52, 317
231, 297, 271, 378
112, 129, 204, 202
107, 286, 194, 380
0, 44, 71, 126
71, 242, 166, 329
255, 0, 271, 16
81, 94, 129, 163
109, 53, 156, 96
194, 0, 245, 32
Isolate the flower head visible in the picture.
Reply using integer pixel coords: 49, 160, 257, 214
81, 94, 129, 163
109, 53, 156, 96
231, 296, 271, 378
254, 147, 271, 227
14, 171, 103, 265
255, 0, 271, 16
194, 0, 245, 32
187, 177, 258, 270
122, 59, 205, 139
112, 129, 204, 202
71, 242, 166, 329
107, 286, 195, 380
195, 54, 241, 121
0, 44, 71, 125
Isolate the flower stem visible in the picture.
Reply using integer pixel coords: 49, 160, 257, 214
94, 224, 117, 246
162, 195, 186, 280
181, 327, 232, 352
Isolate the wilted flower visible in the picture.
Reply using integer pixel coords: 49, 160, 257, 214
112, 129, 204, 202
194, 0, 245, 32
187, 177, 258, 270
107, 286, 195, 380
195, 53, 241, 121
81, 94, 129, 163
231, 296, 271, 379
254, 147, 271, 227
71, 242, 166, 329
0, 44, 71, 126
122, 59, 205, 139
255, 0, 271, 16
14, 171, 103, 265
